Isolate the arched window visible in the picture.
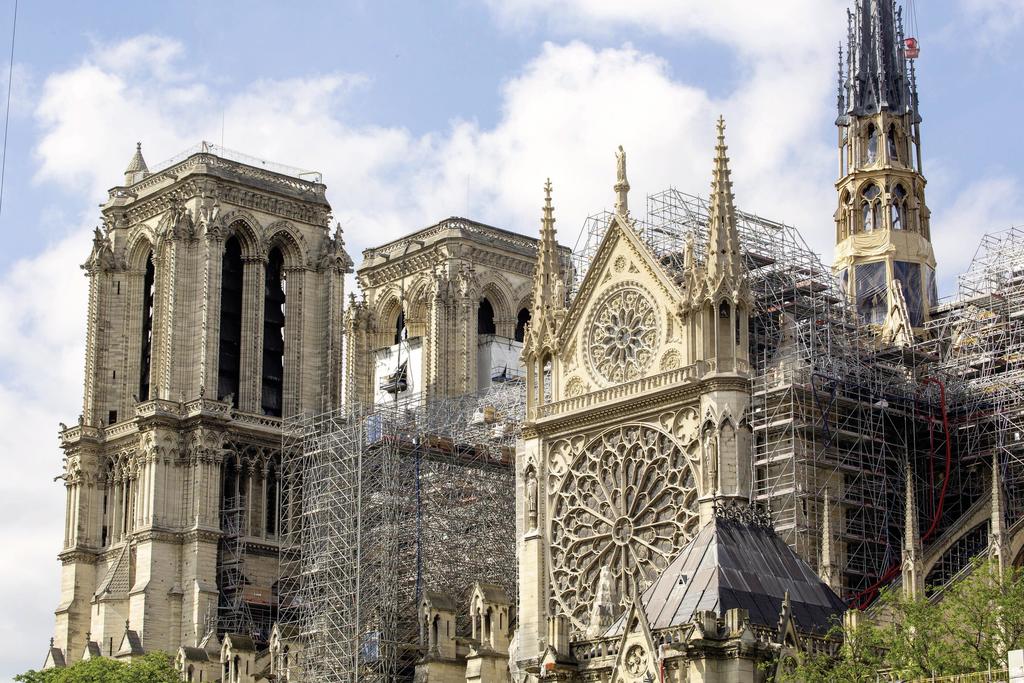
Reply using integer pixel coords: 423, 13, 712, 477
891, 184, 908, 231
838, 190, 850, 240
218, 237, 244, 405
861, 184, 882, 232
887, 124, 899, 163
262, 248, 286, 417
866, 124, 878, 164
514, 308, 531, 342
477, 298, 496, 335
139, 252, 155, 401
394, 310, 406, 345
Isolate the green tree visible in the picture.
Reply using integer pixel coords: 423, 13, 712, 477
15, 651, 178, 683
775, 557, 1024, 682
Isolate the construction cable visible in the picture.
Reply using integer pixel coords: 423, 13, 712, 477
0, 0, 17, 220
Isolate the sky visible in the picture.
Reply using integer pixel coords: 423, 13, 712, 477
0, 0, 1021, 678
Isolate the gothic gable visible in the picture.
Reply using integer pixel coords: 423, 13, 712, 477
608, 597, 659, 683
556, 214, 686, 395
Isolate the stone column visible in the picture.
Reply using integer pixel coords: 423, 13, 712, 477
240, 257, 266, 413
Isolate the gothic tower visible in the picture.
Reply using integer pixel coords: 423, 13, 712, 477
834, 0, 936, 339
53, 143, 351, 664
346, 217, 566, 407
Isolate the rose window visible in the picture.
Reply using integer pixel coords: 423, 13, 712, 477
548, 425, 699, 630
588, 287, 658, 384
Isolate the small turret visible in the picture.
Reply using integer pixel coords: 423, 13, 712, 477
123, 142, 149, 186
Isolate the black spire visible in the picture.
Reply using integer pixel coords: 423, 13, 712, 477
842, 0, 920, 122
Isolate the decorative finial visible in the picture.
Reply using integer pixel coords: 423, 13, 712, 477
614, 145, 630, 217
544, 177, 552, 201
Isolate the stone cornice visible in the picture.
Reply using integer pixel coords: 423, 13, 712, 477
528, 365, 750, 436
108, 175, 329, 230
358, 238, 541, 290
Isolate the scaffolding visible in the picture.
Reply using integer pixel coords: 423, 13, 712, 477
571, 188, 969, 603
913, 226, 1024, 586
279, 382, 524, 682
218, 495, 255, 637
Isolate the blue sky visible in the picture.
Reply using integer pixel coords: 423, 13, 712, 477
0, 0, 1021, 678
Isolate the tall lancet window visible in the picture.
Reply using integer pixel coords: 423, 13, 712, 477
262, 247, 286, 417
218, 236, 244, 406
887, 124, 900, 163
866, 124, 879, 164
138, 252, 155, 401
478, 298, 496, 335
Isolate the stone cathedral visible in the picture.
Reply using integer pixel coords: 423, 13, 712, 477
44, 0, 1024, 681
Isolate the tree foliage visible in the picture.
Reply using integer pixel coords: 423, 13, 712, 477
15, 652, 178, 683
776, 558, 1024, 682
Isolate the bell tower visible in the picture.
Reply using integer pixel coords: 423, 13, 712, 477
834, 0, 936, 339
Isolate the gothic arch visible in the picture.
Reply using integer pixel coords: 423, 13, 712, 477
220, 212, 264, 259
126, 230, 157, 271
377, 295, 405, 348
265, 221, 307, 268
478, 273, 515, 319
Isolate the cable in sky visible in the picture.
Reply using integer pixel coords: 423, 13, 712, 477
0, 0, 18, 221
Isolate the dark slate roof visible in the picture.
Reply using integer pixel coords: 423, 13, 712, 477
225, 634, 256, 651
117, 629, 144, 656
423, 590, 457, 612
180, 646, 212, 662
474, 582, 510, 605
609, 517, 846, 637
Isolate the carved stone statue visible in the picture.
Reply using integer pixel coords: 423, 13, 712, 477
614, 145, 630, 217
526, 467, 538, 531
705, 431, 719, 495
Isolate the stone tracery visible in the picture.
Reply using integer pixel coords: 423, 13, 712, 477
587, 286, 659, 385
548, 425, 699, 630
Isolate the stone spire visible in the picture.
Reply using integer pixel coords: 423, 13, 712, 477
842, 0, 917, 120
124, 142, 149, 185
991, 452, 1010, 578
533, 179, 564, 315
524, 179, 564, 360
613, 145, 630, 217
901, 460, 923, 599
706, 116, 741, 288
819, 488, 840, 593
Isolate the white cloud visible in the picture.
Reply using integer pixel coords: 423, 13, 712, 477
931, 176, 1024, 294
958, 0, 1024, 47
0, 225, 89, 679
485, 0, 848, 58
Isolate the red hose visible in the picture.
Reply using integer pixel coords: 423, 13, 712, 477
849, 378, 952, 609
